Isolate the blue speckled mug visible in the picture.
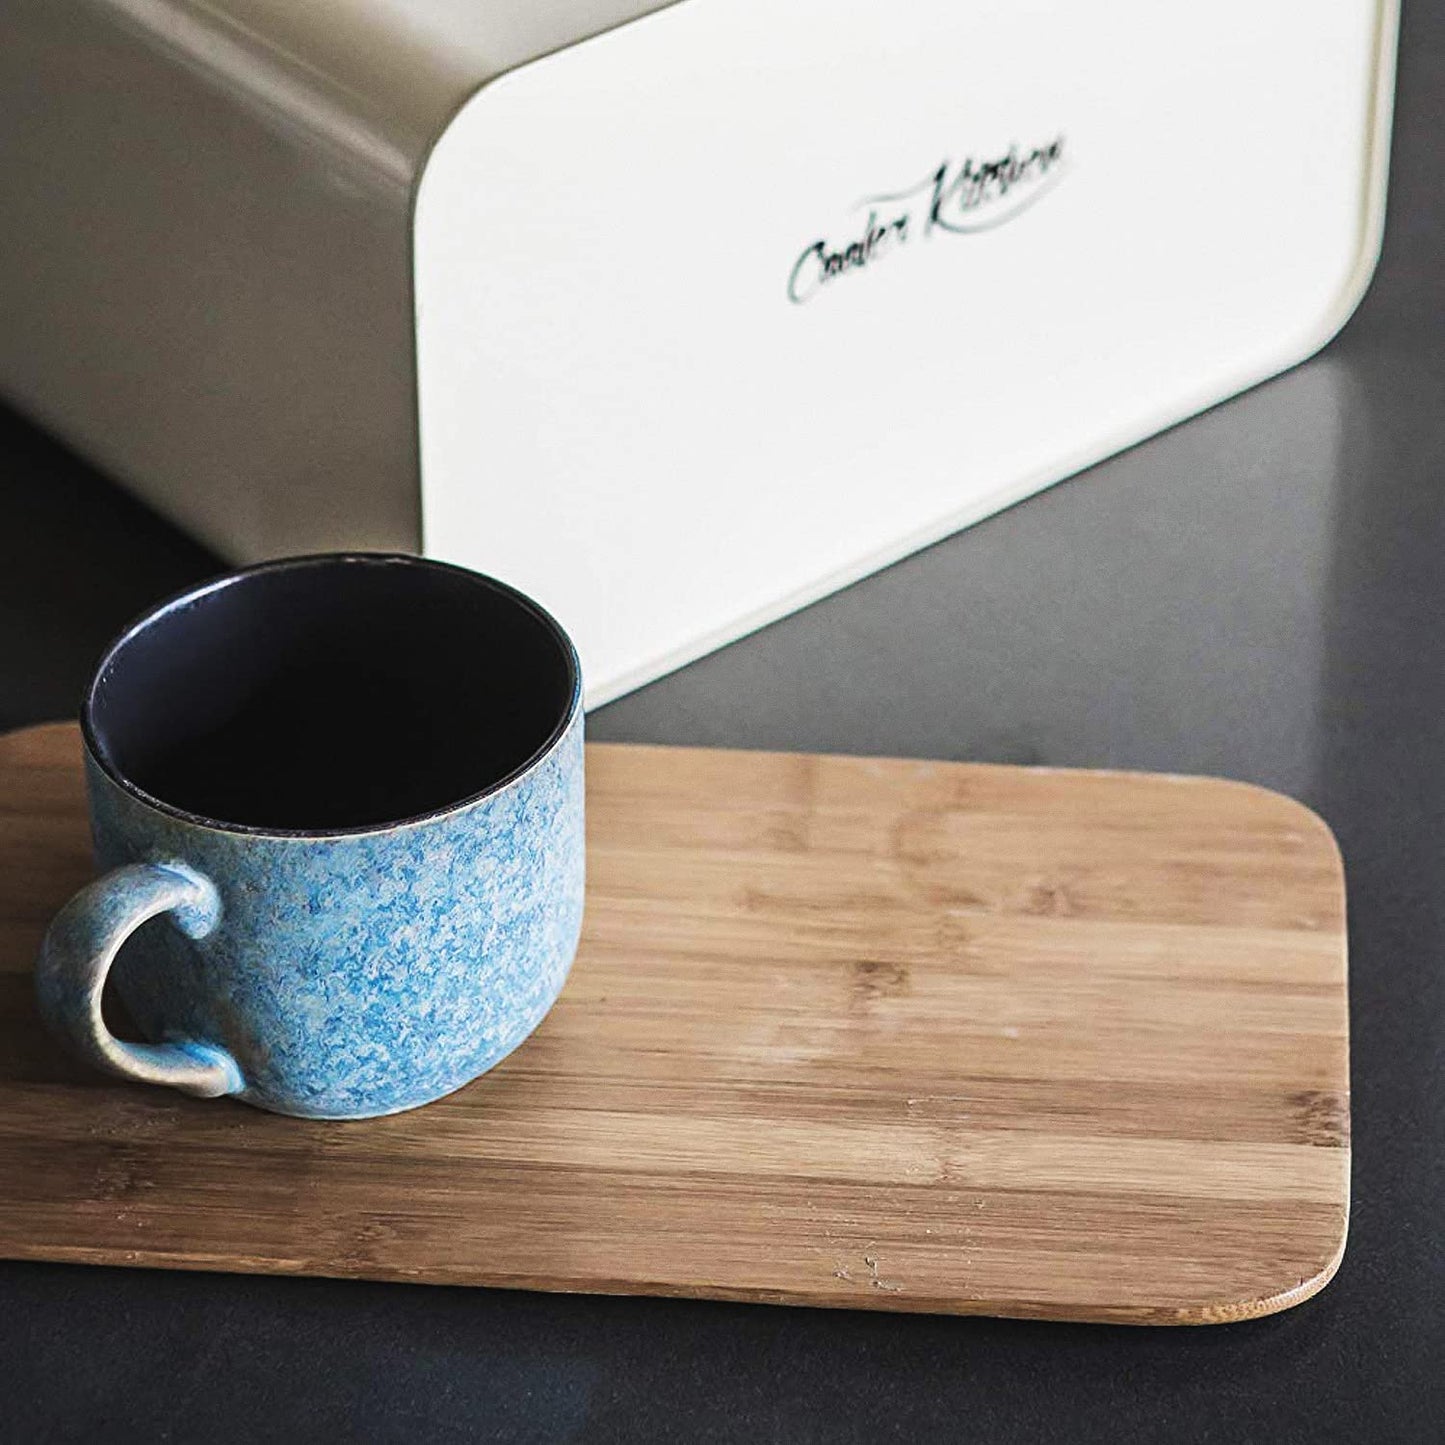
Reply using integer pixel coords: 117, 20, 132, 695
36, 554, 584, 1118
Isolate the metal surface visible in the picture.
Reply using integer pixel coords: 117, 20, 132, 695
0, 0, 676, 560
0, 0, 1443, 1438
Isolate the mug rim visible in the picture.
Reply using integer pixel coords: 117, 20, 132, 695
80, 552, 583, 841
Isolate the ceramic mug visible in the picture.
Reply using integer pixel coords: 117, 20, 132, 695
35, 554, 584, 1119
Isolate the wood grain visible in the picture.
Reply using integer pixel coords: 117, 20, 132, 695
0, 723, 1348, 1323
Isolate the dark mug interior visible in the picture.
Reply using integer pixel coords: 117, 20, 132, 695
83, 554, 579, 833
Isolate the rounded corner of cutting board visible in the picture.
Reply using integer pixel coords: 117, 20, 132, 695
1185, 773, 1346, 879
1190, 1213, 1351, 1326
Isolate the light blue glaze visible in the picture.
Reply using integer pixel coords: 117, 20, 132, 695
46, 704, 584, 1119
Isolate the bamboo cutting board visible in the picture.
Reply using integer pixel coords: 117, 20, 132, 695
0, 724, 1348, 1324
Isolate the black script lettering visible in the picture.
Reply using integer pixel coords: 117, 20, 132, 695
789, 133, 1065, 303
787, 240, 827, 304
787, 208, 909, 304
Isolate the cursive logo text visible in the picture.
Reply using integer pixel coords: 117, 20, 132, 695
788, 135, 1066, 304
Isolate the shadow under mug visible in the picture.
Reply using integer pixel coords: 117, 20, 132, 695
35, 553, 585, 1119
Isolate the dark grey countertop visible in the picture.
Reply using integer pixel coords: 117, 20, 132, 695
3, 6, 1443, 1441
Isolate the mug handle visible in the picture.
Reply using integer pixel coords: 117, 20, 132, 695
36, 860, 243, 1099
